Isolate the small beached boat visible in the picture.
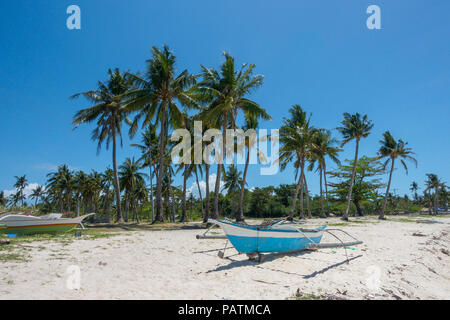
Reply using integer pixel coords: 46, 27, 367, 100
198, 218, 363, 262
0, 213, 94, 235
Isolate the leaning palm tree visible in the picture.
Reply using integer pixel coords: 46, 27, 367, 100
236, 113, 267, 222
337, 113, 374, 220
179, 163, 194, 223
8, 192, 23, 208
377, 131, 417, 219
278, 105, 317, 220
134, 178, 149, 222
46, 165, 73, 212
195, 52, 270, 219
73, 170, 88, 216
410, 181, 419, 203
100, 168, 114, 222
13, 175, 28, 206
425, 174, 444, 214
72, 68, 133, 222
308, 130, 342, 217
131, 125, 159, 222
222, 164, 244, 195
30, 185, 45, 208
0, 191, 7, 208
119, 158, 148, 222
124, 45, 197, 222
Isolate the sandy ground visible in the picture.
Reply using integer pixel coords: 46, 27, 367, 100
1, 216, 449, 300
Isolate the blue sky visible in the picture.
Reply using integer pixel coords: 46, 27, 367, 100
1, 0, 449, 199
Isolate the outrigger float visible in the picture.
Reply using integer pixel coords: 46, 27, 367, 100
197, 218, 362, 262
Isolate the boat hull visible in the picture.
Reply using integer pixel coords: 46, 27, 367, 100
211, 220, 325, 254
0, 214, 93, 235
1, 223, 80, 235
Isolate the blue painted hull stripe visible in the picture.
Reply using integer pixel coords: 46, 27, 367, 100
226, 235, 323, 254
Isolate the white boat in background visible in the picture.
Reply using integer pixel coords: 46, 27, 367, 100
0, 213, 94, 235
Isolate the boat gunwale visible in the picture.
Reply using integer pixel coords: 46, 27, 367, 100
212, 219, 326, 233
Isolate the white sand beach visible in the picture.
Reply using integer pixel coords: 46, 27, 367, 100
1, 216, 449, 300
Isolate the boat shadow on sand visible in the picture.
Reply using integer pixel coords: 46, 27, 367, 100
198, 248, 362, 279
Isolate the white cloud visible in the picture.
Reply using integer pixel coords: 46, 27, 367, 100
186, 174, 254, 198
3, 183, 43, 199
186, 174, 226, 199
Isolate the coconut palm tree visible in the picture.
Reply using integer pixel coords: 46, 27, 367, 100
236, 113, 268, 222
73, 170, 88, 216
377, 131, 417, 219
30, 185, 45, 208
72, 68, 134, 222
131, 125, 159, 222
13, 175, 28, 206
337, 113, 374, 220
194, 52, 270, 219
134, 178, 149, 222
410, 181, 419, 203
278, 105, 317, 220
308, 130, 342, 217
0, 191, 8, 207
188, 117, 212, 223
176, 156, 205, 223
425, 174, 444, 214
124, 45, 197, 223
119, 158, 148, 222
222, 165, 243, 195
46, 165, 74, 212
0, 191, 7, 208
8, 192, 23, 208
100, 168, 114, 222
85, 170, 103, 214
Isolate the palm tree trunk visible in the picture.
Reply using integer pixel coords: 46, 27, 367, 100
289, 157, 305, 220
324, 163, 330, 216
434, 187, 439, 214
213, 115, 227, 219
170, 185, 176, 222
319, 166, 325, 218
124, 196, 129, 222
149, 161, 154, 223
343, 139, 360, 220
354, 198, 363, 216
203, 164, 210, 223
237, 146, 250, 222
76, 198, 80, 217
181, 165, 188, 222
134, 198, 139, 223
112, 118, 123, 222
155, 103, 166, 222
102, 190, 109, 219
304, 175, 312, 219
380, 158, 395, 219
194, 169, 203, 219
107, 200, 111, 223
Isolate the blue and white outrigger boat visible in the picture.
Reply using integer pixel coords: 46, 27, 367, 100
197, 218, 362, 262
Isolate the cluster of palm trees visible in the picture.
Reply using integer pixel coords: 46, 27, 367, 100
2, 45, 447, 222
71, 46, 269, 223
278, 107, 421, 220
